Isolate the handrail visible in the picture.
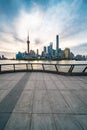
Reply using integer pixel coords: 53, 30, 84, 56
0, 63, 87, 66
0, 63, 87, 75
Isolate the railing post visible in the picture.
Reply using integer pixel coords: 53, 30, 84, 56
55, 65, 58, 72
83, 66, 87, 73
26, 64, 28, 70
42, 64, 45, 71
0, 65, 1, 72
31, 64, 33, 70
13, 64, 15, 72
68, 65, 74, 73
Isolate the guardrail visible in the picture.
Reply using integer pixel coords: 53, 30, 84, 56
0, 63, 87, 75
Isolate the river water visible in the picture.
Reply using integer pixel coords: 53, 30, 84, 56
0, 60, 87, 64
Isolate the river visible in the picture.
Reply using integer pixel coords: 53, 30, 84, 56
0, 60, 87, 64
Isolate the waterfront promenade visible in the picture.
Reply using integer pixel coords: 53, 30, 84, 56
0, 72, 87, 129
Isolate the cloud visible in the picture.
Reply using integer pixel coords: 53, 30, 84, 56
0, 0, 21, 21
0, 25, 25, 54
0, 51, 16, 58
0, 0, 87, 57
29, 0, 87, 43
0, 25, 25, 43
71, 43, 87, 55
57, 0, 86, 37
13, 36, 24, 43
0, 0, 50, 21
34, 38, 42, 45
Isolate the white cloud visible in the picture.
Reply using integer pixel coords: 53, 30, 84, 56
0, 0, 87, 57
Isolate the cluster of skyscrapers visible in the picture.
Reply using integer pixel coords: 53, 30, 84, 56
16, 34, 86, 60
41, 35, 74, 60
42, 35, 60, 59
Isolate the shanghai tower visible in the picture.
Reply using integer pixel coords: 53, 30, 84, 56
56, 35, 59, 52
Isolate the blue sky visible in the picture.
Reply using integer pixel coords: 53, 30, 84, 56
0, 0, 87, 58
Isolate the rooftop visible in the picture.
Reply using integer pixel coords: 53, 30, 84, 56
0, 72, 87, 130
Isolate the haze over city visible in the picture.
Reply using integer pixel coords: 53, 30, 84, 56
0, 0, 87, 58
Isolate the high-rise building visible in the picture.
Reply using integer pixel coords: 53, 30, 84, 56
56, 35, 59, 52
50, 42, 53, 50
27, 33, 30, 54
64, 48, 70, 59
44, 46, 46, 54
50, 42, 53, 56
37, 49, 39, 56
47, 42, 53, 57
30, 50, 35, 56
48, 45, 50, 55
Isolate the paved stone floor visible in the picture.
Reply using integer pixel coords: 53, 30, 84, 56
0, 72, 87, 130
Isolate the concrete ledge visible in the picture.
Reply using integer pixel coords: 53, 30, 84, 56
0, 69, 87, 76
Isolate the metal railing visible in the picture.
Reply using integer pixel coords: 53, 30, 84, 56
0, 63, 87, 75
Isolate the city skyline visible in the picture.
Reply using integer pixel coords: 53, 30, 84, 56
0, 0, 87, 58
15, 34, 87, 61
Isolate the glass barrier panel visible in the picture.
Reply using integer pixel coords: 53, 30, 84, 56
72, 65, 86, 72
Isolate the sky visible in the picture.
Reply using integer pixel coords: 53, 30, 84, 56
0, 0, 87, 58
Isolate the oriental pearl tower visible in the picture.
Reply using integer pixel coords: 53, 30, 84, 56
27, 32, 30, 54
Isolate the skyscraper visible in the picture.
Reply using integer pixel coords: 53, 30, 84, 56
44, 46, 46, 54
56, 35, 59, 52
47, 42, 53, 58
27, 33, 30, 54
50, 42, 53, 56
64, 48, 70, 59
50, 42, 53, 49
37, 49, 39, 56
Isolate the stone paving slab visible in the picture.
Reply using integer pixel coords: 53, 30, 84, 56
33, 90, 51, 113
13, 91, 33, 113
4, 113, 31, 130
31, 114, 56, 130
54, 114, 84, 130
61, 91, 87, 114
48, 91, 71, 113
35, 80, 46, 90
0, 72, 87, 130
